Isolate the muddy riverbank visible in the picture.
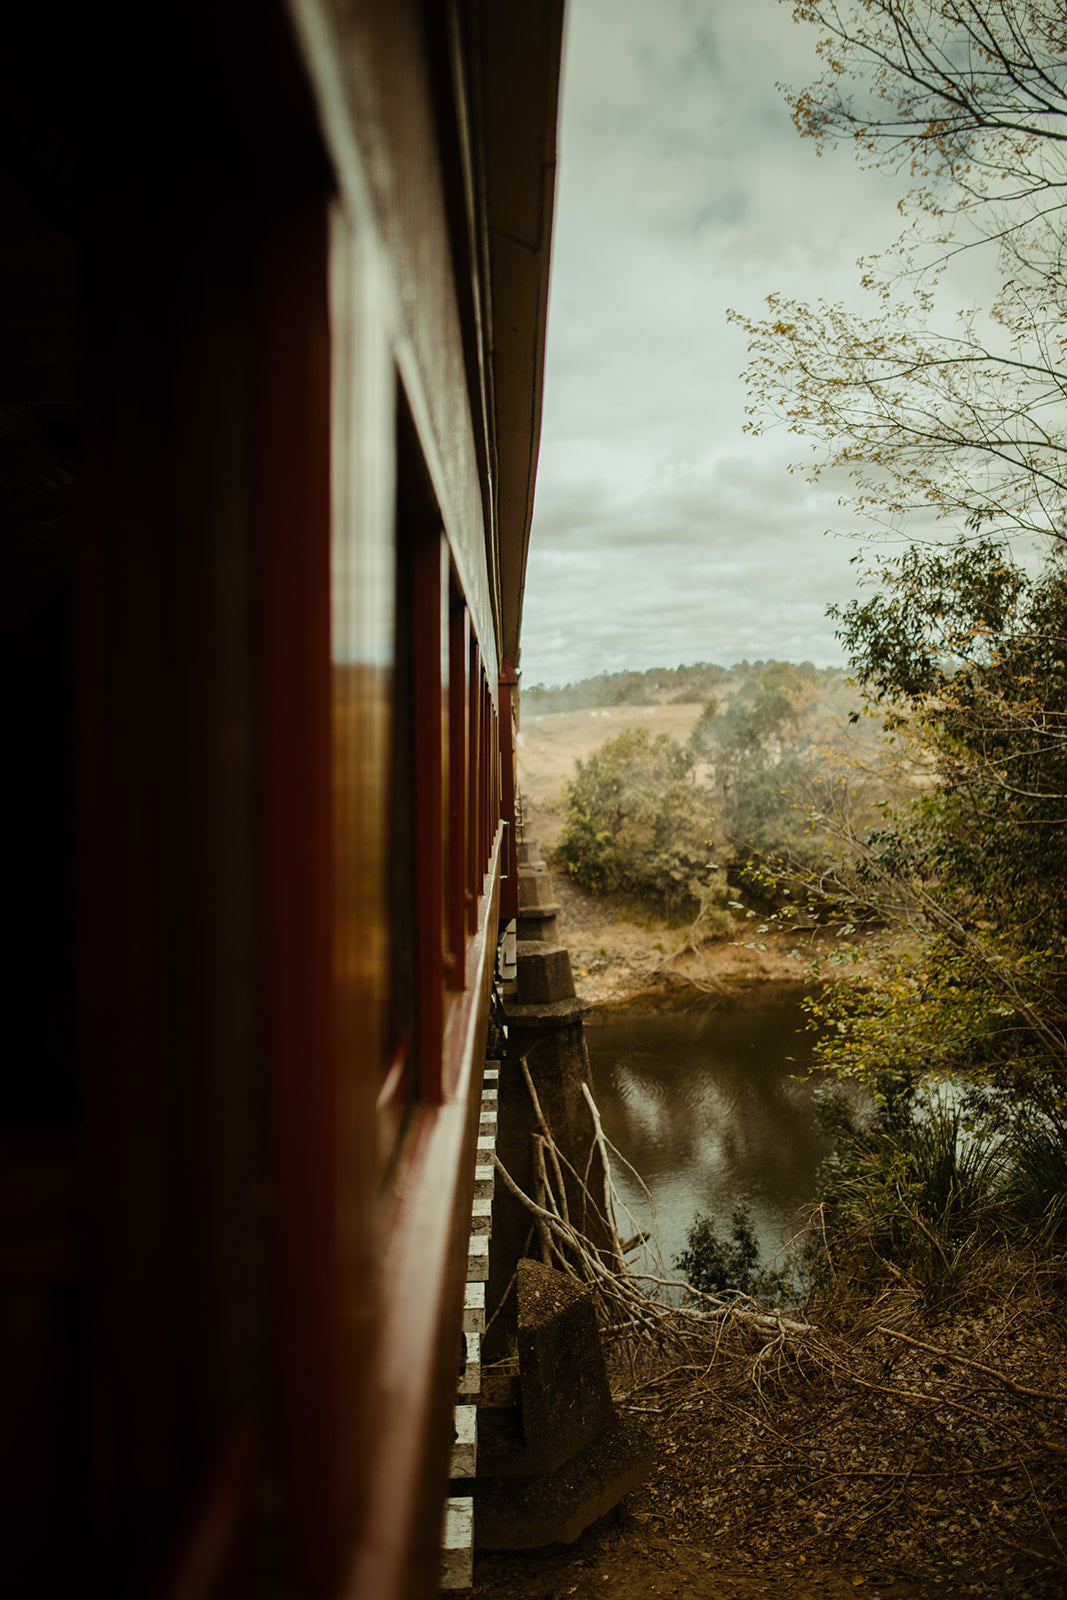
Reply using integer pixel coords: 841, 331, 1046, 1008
543, 847, 850, 1012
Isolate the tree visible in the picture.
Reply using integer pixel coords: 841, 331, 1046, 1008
732, 5, 1067, 1149
731, 1, 1067, 552
731, 276, 1067, 549
687, 695, 720, 761
810, 541, 1067, 1103
559, 729, 713, 913
689, 666, 847, 884
787, 1, 1067, 214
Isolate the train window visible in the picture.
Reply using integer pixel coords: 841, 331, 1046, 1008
395, 398, 447, 1105
380, 505, 416, 1161
466, 634, 481, 934
447, 588, 469, 988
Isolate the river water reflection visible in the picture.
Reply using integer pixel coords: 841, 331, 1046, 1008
584, 985, 834, 1275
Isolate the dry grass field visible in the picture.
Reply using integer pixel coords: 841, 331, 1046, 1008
517, 702, 705, 848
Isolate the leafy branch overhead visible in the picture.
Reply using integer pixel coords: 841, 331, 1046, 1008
733, 1, 1067, 550
786, 0, 1067, 200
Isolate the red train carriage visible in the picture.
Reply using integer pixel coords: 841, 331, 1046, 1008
0, 3, 563, 1595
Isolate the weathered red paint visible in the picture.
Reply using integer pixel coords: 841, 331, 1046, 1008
258, 199, 345, 1593
448, 598, 471, 988
410, 530, 447, 1104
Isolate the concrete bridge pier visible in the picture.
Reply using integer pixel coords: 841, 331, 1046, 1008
470, 840, 648, 1552
486, 841, 612, 1360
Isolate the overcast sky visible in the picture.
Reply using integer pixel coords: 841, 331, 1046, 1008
519, 0, 943, 687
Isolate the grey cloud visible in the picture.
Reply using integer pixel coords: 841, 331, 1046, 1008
522, 457, 868, 684
521, 0, 960, 687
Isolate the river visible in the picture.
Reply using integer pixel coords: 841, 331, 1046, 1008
584, 983, 836, 1281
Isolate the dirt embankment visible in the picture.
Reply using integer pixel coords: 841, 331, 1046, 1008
524, 809, 858, 1014
547, 860, 844, 1012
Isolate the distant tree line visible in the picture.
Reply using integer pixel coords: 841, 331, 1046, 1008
522, 658, 845, 716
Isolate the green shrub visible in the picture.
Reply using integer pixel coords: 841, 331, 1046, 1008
674, 1203, 790, 1299
1000, 1116, 1067, 1243
809, 1084, 1009, 1301
560, 729, 712, 915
